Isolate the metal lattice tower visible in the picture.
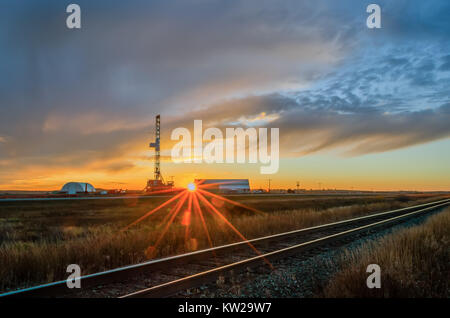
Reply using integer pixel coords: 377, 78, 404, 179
149, 115, 161, 181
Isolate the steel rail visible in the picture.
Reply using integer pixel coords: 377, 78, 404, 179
1, 198, 449, 298
121, 200, 450, 298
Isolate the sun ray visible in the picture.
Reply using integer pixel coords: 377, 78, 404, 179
198, 188, 262, 214
158, 193, 185, 230
192, 192, 215, 252
146, 191, 189, 258
184, 193, 193, 245
196, 191, 272, 268
195, 179, 206, 186
122, 190, 186, 231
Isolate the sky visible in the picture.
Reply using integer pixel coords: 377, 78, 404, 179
0, 0, 449, 191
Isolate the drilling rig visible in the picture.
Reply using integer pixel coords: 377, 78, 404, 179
145, 115, 174, 192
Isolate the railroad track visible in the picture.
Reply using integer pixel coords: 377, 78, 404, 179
2, 198, 449, 298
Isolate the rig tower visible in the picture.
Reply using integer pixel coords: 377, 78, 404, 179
145, 115, 174, 192
150, 115, 161, 181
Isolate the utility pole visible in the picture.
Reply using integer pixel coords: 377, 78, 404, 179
267, 179, 272, 193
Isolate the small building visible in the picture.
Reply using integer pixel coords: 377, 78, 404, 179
61, 182, 96, 195
195, 179, 250, 194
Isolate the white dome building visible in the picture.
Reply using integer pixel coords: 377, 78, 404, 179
61, 182, 96, 195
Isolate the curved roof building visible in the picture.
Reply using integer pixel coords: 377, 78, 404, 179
61, 182, 96, 195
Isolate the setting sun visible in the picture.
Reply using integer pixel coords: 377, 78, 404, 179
187, 182, 197, 192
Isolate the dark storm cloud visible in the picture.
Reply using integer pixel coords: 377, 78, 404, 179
0, 0, 353, 166
440, 55, 450, 71
379, 0, 450, 40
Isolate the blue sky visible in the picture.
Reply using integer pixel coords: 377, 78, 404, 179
0, 0, 449, 190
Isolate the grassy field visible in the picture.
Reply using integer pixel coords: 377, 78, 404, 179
0, 193, 445, 292
321, 206, 450, 297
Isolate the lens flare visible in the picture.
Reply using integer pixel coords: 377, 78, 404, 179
123, 183, 270, 268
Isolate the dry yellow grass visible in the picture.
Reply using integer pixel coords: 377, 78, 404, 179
322, 207, 450, 297
0, 199, 427, 292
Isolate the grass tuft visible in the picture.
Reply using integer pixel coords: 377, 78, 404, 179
322, 207, 450, 297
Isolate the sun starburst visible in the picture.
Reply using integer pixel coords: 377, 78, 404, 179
123, 180, 271, 267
